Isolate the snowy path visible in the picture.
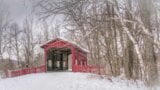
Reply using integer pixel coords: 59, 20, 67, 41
0, 72, 146, 90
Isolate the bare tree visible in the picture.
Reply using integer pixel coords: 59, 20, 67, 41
0, 1, 10, 62
21, 17, 35, 67
10, 23, 21, 67
41, 21, 49, 41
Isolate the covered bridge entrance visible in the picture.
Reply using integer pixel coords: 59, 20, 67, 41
41, 38, 88, 72
46, 48, 71, 71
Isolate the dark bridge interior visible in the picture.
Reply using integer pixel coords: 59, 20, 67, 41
47, 48, 71, 71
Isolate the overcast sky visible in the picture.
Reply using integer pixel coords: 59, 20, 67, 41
3, 0, 32, 24
2, 0, 63, 27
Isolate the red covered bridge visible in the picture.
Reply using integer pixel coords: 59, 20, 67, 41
5, 38, 105, 78
41, 37, 88, 72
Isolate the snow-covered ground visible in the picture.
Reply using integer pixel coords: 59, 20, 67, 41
0, 72, 147, 90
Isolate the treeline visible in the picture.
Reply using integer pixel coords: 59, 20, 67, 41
35, 0, 160, 86
0, 1, 61, 70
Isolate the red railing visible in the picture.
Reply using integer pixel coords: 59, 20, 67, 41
6, 65, 46, 78
5, 65, 105, 78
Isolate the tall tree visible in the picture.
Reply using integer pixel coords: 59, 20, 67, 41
138, 0, 159, 86
10, 23, 21, 67
22, 17, 35, 67
0, 1, 10, 61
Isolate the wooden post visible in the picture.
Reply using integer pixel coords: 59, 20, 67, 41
72, 48, 76, 72
44, 49, 48, 72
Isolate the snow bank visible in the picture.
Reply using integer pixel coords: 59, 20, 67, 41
0, 72, 147, 90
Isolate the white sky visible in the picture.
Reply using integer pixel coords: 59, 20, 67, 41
2, 0, 32, 25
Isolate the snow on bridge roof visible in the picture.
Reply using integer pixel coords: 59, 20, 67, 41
41, 37, 89, 53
